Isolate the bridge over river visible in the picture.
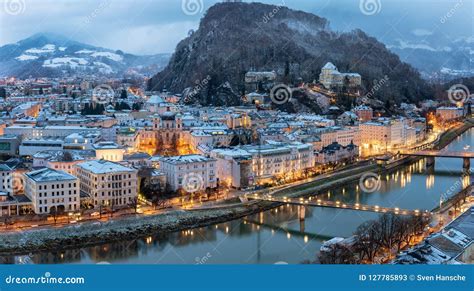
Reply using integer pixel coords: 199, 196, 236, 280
399, 150, 474, 170
246, 193, 432, 220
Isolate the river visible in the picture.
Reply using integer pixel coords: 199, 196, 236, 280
3, 129, 473, 264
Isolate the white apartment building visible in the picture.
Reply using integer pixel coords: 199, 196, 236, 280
186, 130, 232, 150
63, 131, 101, 150
436, 107, 464, 121
76, 160, 138, 208
0, 164, 14, 193
4, 125, 98, 139
319, 62, 362, 89
318, 126, 360, 150
19, 138, 64, 156
24, 168, 79, 214
93, 141, 124, 162
33, 150, 95, 175
160, 155, 217, 192
210, 148, 253, 189
359, 118, 410, 151
359, 121, 390, 151
242, 141, 314, 183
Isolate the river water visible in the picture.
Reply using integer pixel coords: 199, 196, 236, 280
4, 129, 473, 264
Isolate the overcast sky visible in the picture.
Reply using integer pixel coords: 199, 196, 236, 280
0, 0, 471, 55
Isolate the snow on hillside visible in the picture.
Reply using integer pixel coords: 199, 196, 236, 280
90, 51, 123, 62
25, 44, 56, 54
75, 49, 94, 54
15, 54, 39, 61
93, 61, 113, 74
43, 57, 88, 68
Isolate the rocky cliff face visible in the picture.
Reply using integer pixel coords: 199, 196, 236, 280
148, 2, 432, 108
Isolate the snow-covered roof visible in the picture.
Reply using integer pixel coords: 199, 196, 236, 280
160, 154, 215, 165
147, 95, 165, 104
322, 62, 337, 70
25, 168, 77, 183
93, 141, 122, 150
77, 160, 136, 174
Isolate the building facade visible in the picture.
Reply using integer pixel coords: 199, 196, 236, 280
76, 160, 138, 208
24, 168, 79, 214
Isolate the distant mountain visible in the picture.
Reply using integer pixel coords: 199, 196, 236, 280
148, 2, 433, 108
0, 33, 171, 78
388, 37, 473, 81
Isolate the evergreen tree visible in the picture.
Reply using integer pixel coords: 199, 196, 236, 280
81, 103, 91, 115
132, 102, 142, 111
120, 89, 128, 99
120, 101, 130, 110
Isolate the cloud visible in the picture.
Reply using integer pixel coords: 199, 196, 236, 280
411, 29, 433, 37
0, 0, 470, 55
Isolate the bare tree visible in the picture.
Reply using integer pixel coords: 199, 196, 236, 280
50, 207, 58, 224
393, 216, 411, 251
354, 220, 382, 263
379, 213, 399, 250
128, 197, 139, 214
318, 243, 359, 264
3, 215, 11, 229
